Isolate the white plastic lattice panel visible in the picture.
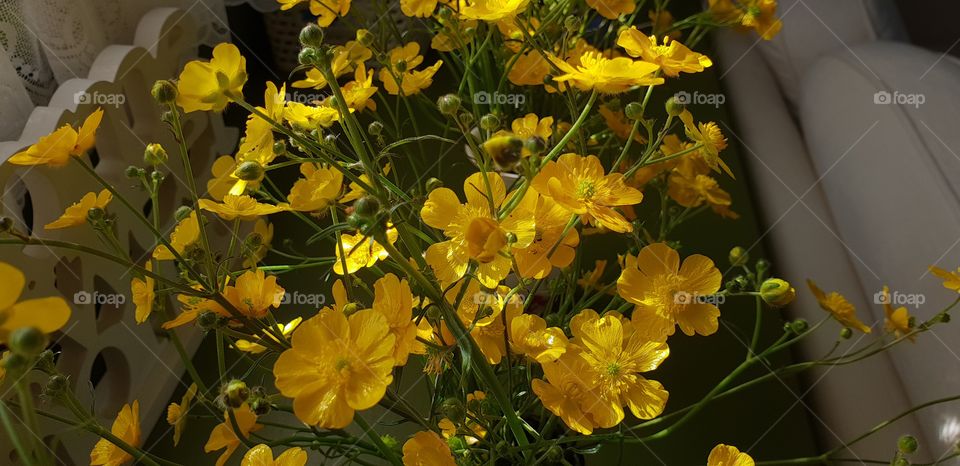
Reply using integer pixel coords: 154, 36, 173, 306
0, 8, 237, 465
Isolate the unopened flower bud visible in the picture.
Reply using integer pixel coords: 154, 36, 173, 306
125, 166, 144, 179
789, 319, 808, 334
756, 258, 770, 275
197, 310, 220, 329
899, 435, 918, 454
272, 140, 287, 156
729, 246, 749, 267
479, 113, 500, 131
368, 121, 383, 136
437, 94, 461, 116
86, 207, 105, 223
341, 302, 361, 316
524, 136, 546, 155
395, 59, 408, 73
448, 436, 468, 453
298, 47, 320, 66
234, 160, 265, 181
175, 205, 193, 221
563, 16, 581, 32
353, 196, 381, 219
45, 374, 69, 396
35, 350, 56, 373
222, 379, 250, 409
483, 135, 523, 170
0, 217, 13, 233
760, 278, 796, 307
151, 80, 178, 104
299, 23, 324, 48
665, 96, 685, 117
441, 397, 466, 422
151, 171, 164, 184
356, 28, 374, 46
10, 326, 47, 356
425, 178, 444, 192
840, 327, 853, 339
893, 459, 910, 466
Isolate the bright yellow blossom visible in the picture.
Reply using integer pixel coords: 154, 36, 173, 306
807, 280, 872, 333
274, 308, 395, 428
313, 0, 352, 26
45, 189, 112, 230
617, 28, 712, 77
333, 224, 398, 274
709, 0, 782, 40
242, 445, 308, 466
293, 41, 371, 89
166, 383, 197, 447
509, 313, 568, 363
460, 0, 530, 21
553, 52, 663, 94
512, 196, 579, 279
0, 262, 71, 343
131, 261, 155, 324
421, 172, 537, 288
880, 286, 914, 341
90, 400, 141, 466
708, 444, 755, 466
224, 269, 285, 319
200, 194, 287, 221
177, 43, 247, 113
371, 273, 419, 365
205, 404, 262, 466
570, 309, 670, 422
288, 163, 343, 212
153, 212, 200, 260
236, 318, 302, 353
586, 0, 634, 19
9, 108, 103, 167
508, 51, 550, 86
401, 0, 437, 17
379, 42, 443, 96
511, 113, 553, 141
532, 153, 643, 233
679, 110, 733, 177
402, 431, 456, 466
617, 243, 723, 340
930, 265, 960, 292
163, 290, 230, 329
532, 350, 619, 434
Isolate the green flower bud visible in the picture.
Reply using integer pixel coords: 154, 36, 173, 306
395, 59, 408, 73
2, 352, 29, 375
10, 326, 47, 356
760, 278, 796, 307
299, 23, 324, 48
0, 217, 13, 233
35, 350, 57, 373
447, 436, 468, 453
234, 160, 265, 181
440, 397, 466, 422
125, 166, 144, 179
353, 196, 381, 219
346, 212, 366, 230
151, 80, 178, 104
44, 374, 69, 397
563, 16, 581, 32
272, 140, 287, 156
425, 177, 444, 192
729, 246, 749, 267
665, 96, 685, 117
381, 434, 400, 452
892, 459, 909, 466
151, 171, 164, 184
86, 207, 105, 223
624, 102, 644, 120
222, 379, 250, 409
368, 121, 384, 136
458, 112, 475, 127
197, 310, 220, 329
174, 205, 193, 222
356, 29, 374, 46
341, 303, 361, 316
789, 319, 808, 334
479, 113, 500, 131
298, 47, 320, 66
756, 258, 771, 275
524, 136, 546, 155
840, 327, 853, 339
898, 435, 918, 454
940, 313, 952, 323
437, 94, 461, 116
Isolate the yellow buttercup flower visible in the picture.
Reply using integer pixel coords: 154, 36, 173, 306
0, 262, 71, 343
439, 281, 521, 364
274, 308, 395, 428
131, 261, 155, 324
284, 101, 340, 130
617, 243, 723, 340
508, 51, 550, 86
45, 189, 112, 230
930, 265, 960, 292
288, 163, 343, 212
200, 194, 287, 221
90, 400, 141, 466
532, 350, 619, 435
9, 108, 103, 167
401, 0, 437, 17
553, 51, 663, 94
709, 0, 782, 40
379, 43, 443, 96
293, 40, 371, 89
166, 383, 197, 447
679, 110, 733, 178
313, 0, 352, 26
334, 64, 378, 111
421, 172, 537, 288
879, 286, 914, 341
241, 445, 307, 466
512, 196, 579, 279
532, 153, 643, 233
508, 313, 568, 363
236, 317, 302, 353
334, 224, 398, 274
460, 0, 530, 21
585, 0, 634, 19
402, 431, 456, 466
224, 269, 285, 319
163, 290, 230, 329
244, 219, 274, 268
205, 404, 262, 466
617, 28, 712, 77
668, 169, 735, 216
807, 280, 872, 333
177, 43, 247, 113
236, 82, 286, 168
153, 212, 200, 260
708, 444, 754, 466
371, 274, 419, 365
510, 113, 553, 141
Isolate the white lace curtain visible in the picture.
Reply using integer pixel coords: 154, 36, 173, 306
0, 0, 283, 140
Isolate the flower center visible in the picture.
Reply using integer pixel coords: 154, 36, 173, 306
576, 179, 597, 200
465, 217, 507, 263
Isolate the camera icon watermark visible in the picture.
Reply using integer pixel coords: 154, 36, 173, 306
281, 291, 326, 306
873, 90, 925, 108
286, 91, 326, 105
474, 91, 526, 109
673, 291, 725, 306
673, 91, 725, 108
74, 91, 126, 107
74, 291, 126, 308
874, 289, 925, 307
